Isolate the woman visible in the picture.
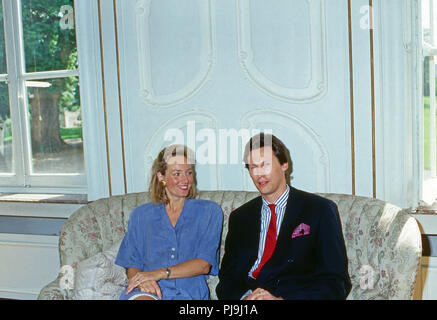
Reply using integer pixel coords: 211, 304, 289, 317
115, 145, 223, 300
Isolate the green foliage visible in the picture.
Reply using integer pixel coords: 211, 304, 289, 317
59, 126, 83, 140
423, 97, 437, 171
0, 0, 80, 119
0, 3, 9, 119
59, 76, 80, 112
21, 0, 77, 72
423, 56, 437, 97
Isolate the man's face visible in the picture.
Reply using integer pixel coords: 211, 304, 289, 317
247, 146, 288, 202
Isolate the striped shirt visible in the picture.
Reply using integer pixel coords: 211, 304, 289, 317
248, 184, 290, 279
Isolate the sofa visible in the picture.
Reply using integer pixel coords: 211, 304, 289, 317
38, 190, 422, 300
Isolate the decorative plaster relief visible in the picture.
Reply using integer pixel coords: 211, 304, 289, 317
135, 0, 215, 107
237, 0, 327, 103
241, 109, 331, 191
142, 110, 220, 188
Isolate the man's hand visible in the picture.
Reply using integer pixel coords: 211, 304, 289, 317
244, 288, 284, 300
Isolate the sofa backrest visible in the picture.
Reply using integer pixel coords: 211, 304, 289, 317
58, 191, 421, 300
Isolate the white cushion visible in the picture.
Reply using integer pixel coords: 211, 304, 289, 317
73, 240, 127, 300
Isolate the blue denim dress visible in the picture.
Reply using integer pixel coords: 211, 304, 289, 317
115, 198, 223, 300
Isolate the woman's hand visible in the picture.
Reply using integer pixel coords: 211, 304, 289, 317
138, 280, 162, 299
126, 269, 165, 294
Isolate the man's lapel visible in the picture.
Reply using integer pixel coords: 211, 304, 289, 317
246, 196, 263, 265
276, 186, 303, 246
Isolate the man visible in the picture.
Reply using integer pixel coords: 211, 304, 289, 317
216, 133, 351, 300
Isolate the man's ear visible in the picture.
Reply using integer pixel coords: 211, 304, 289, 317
281, 162, 289, 172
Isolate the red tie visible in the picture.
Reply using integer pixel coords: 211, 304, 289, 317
252, 203, 277, 279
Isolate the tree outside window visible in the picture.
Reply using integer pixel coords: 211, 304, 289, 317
0, 0, 85, 190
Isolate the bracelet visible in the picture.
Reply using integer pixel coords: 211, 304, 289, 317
165, 267, 171, 279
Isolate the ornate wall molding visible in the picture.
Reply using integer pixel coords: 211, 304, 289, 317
142, 110, 220, 189
236, 0, 327, 103
240, 109, 331, 191
135, 0, 216, 107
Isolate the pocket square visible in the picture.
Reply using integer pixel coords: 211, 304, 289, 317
292, 223, 310, 238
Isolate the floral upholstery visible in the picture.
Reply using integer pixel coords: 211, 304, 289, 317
38, 191, 422, 300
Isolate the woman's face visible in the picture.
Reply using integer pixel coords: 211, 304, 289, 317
158, 155, 194, 202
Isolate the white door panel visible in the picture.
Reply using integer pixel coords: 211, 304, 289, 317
117, 0, 353, 194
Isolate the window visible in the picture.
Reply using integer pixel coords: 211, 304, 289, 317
421, 0, 437, 204
0, 0, 85, 192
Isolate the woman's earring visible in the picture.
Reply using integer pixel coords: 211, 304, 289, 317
160, 180, 167, 188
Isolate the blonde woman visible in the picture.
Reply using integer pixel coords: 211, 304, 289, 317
115, 145, 223, 300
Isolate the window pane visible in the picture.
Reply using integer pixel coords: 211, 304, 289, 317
423, 56, 437, 177
0, 0, 7, 74
0, 81, 13, 173
26, 77, 84, 174
0, 2, 12, 174
21, 0, 77, 73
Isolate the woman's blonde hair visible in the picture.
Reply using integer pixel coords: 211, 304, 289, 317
149, 144, 197, 204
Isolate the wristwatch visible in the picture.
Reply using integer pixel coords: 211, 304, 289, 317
165, 267, 171, 279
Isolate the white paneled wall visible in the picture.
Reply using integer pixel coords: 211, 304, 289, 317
115, 0, 353, 196
0, 234, 59, 300
80, 0, 422, 210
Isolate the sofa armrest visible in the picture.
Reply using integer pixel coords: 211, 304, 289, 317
37, 274, 72, 300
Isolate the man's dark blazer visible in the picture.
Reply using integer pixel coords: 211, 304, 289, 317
216, 186, 351, 300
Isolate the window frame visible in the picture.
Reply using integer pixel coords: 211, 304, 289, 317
418, 0, 437, 205
0, 0, 87, 193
